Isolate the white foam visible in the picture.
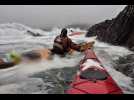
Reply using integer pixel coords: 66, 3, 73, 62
0, 23, 133, 94
0, 78, 48, 94
95, 48, 134, 94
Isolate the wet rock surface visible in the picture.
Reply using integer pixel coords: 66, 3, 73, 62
26, 30, 43, 37
114, 54, 134, 78
86, 5, 134, 51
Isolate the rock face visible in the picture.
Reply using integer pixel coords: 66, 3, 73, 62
26, 30, 43, 37
86, 5, 134, 51
114, 54, 134, 78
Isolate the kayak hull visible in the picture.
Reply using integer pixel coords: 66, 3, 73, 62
66, 76, 123, 94
66, 49, 123, 94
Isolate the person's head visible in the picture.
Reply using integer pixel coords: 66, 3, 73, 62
60, 28, 68, 37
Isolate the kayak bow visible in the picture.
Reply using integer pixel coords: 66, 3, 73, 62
66, 49, 123, 94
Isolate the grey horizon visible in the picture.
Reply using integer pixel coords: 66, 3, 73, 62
0, 5, 126, 29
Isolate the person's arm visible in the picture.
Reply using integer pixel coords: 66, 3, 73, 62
69, 38, 95, 52
69, 39, 81, 52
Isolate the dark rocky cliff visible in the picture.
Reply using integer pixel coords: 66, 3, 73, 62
114, 54, 134, 80
86, 5, 134, 51
86, 5, 134, 80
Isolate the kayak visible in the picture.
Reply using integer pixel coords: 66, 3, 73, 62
0, 30, 95, 69
68, 41, 95, 55
0, 59, 15, 69
0, 42, 95, 69
69, 32, 85, 36
66, 49, 123, 94
0, 51, 21, 69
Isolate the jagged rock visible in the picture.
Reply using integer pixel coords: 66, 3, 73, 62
26, 30, 42, 37
86, 5, 134, 50
86, 20, 112, 37
130, 47, 134, 51
114, 54, 134, 78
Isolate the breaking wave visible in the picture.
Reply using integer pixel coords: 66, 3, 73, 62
0, 23, 133, 94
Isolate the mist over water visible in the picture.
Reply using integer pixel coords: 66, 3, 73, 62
0, 5, 126, 29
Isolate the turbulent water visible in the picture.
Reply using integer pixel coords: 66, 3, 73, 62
0, 23, 134, 94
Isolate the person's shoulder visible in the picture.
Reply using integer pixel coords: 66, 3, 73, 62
67, 37, 72, 41
67, 36, 71, 40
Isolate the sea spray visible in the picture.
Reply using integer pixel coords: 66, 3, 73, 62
0, 23, 134, 93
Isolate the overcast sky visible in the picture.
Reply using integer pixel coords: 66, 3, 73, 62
0, 5, 126, 29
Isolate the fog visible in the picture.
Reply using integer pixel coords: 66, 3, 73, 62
0, 5, 126, 29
